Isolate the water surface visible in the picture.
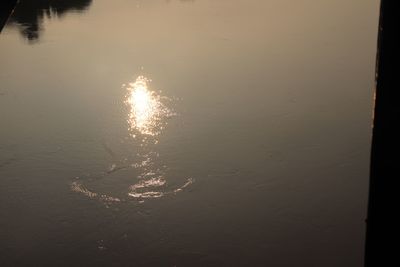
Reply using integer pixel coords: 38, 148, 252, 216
0, 0, 380, 266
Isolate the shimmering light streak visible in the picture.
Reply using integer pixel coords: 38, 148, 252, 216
71, 75, 193, 203
125, 76, 172, 136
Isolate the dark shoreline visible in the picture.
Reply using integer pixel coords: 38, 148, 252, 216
365, 0, 400, 266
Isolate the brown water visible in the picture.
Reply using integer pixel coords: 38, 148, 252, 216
0, 0, 380, 266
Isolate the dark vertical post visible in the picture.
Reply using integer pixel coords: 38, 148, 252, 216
365, 0, 400, 266
0, 0, 17, 32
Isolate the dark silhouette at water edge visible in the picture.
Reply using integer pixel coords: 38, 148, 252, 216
0, 0, 17, 32
365, 0, 400, 266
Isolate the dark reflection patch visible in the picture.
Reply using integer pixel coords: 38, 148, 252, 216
7, 0, 92, 42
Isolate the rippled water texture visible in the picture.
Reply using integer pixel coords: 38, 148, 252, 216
0, 0, 380, 266
72, 75, 193, 203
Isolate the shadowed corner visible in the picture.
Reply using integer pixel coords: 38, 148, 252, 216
365, 0, 400, 266
3, 0, 92, 43
0, 0, 17, 33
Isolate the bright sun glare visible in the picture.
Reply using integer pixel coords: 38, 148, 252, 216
125, 76, 169, 136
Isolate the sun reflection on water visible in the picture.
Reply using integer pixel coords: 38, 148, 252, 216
125, 76, 193, 199
71, 75, 194, 204
125, 76, 172, 137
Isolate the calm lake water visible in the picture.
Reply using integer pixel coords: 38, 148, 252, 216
0, 0, 380, 266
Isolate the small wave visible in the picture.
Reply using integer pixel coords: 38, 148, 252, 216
71, 181, 121, 203
128, 177, 194, 199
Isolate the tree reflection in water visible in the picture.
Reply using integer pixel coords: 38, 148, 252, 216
7, 0, 92, 42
